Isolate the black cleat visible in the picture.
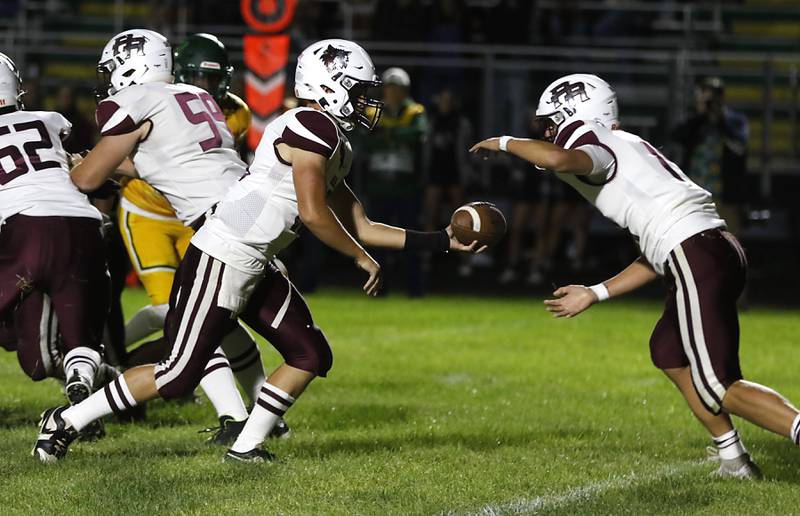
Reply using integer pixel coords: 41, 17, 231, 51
65, 370, 105, 442
269, 418, 291, 439
200, 415, 247, 446
223, 447, 276, 464
32, 406, 78, 463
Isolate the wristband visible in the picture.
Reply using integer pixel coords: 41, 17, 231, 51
498, 135, 513, 152
588, 283, 610, 302
404, 230, 450, 253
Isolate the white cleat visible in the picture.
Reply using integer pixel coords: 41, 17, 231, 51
706, 447, 763, 480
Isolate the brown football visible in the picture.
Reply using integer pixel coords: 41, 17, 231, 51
450, 201, 507, 248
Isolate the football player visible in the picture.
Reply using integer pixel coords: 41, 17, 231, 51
27, 29, 264, 461
114, 32, 267, 441
33, 38, 482, 463
471, 73, 800, 479
0, 52, 110, 440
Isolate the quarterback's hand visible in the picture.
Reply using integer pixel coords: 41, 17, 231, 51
445, 225, 488, 254
468, 137, 501, 158
544, 285, 597, 318
355, 252, 382, 296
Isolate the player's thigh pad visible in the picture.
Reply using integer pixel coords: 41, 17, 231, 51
241, 264, 332, 377
665, 230, 746, 414
155, 245, 236, 399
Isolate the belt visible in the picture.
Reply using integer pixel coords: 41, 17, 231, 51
189, 203, 217, 232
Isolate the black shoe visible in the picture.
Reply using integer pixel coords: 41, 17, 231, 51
269, 418, 291, 439
65, 370, 105, 442
32, 406, 78, 463
200, 415, 247, 446
223, 447, 276, 464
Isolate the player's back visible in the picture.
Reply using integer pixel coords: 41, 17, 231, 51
0, 109, 99, 222
96, 82, 246, 225
556, 121, 723, 272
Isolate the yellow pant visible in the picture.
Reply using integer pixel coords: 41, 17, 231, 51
118, 205, 194, 306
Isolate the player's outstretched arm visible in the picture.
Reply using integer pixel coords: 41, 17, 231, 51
290, 148, 381, 296
70, 126, 145, 192
469, 137, 594, 176
544, 257, 658, 318
328, 182, 485, 254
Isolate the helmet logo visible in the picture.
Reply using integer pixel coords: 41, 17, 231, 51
113, 33, 148, 58
319, 45, 351, 73
549, 81, 589, 109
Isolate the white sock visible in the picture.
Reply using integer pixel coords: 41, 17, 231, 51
200, 348, 248, 421
221, 323, 264, 405
63, 374, 137, 431
790, 413, 800, 446
124, 303, 169, 346
713, 429, 747, 460
63, 347, 101, 389
230, 382, 295, 453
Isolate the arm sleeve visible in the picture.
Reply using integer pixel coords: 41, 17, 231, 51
54, 113, 72, 141
576, 144, 615, 177
280, 109, 339, 159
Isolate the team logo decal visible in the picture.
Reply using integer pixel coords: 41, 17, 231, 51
113, 33, 148, 58
548, 81, 589, 111
319, 45, 350, 73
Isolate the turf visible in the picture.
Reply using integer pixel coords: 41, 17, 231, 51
1, 288, 799, 514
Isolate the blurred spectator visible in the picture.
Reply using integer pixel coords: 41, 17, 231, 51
672, 77, 749, 234
424, 87, 471, 231
424, 86, 473, 276
54, 85, 94, 153
364, 67, 428, 297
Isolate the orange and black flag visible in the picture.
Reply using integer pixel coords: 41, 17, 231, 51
240, 0, 297, 151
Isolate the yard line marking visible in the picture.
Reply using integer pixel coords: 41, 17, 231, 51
458, 460, 704, 515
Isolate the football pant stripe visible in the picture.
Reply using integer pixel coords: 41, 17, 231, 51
155, 253, 211, 380
673, 245, 728, 403
37, 295, 53, 377
158, 256, 222, 386
669, 250, 723, 413
270, 279, 292, 329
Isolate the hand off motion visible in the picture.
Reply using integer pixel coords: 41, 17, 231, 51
544, 285, 598, 318
445, 225, 488, 254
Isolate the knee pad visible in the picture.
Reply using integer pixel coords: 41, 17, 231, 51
285, 328, 333, 377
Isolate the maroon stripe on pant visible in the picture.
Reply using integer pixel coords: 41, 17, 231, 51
155, 257, 214, 380
670, 250, 724, 412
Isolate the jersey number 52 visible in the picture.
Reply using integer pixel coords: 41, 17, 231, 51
0, 120, 60, 186
175, 91, 228, 152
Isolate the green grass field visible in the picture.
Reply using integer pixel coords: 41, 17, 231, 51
1, 287, 799, 514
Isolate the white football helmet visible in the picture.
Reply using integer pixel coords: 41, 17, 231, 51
294, 39, 383, 131
0, 52, 24, 108
96, 29, 172, 100
534, 74, 619, 141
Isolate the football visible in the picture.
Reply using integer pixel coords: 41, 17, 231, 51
450, 201, 507, 248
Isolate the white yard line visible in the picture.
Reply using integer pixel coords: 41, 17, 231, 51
458, 460, 704, 515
